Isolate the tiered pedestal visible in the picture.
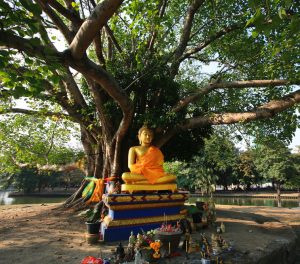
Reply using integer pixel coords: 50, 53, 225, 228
101, 192, 189, 242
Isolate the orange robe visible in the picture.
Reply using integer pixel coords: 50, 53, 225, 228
130, 146, 165, 184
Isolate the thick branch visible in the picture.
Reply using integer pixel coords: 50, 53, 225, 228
182, 89, 300, 128
0, 30, 62, 62
36, 0, 74, 43
157, 88, 300, 147
147, 0, 168, 51
47, 0, 82, 26
44, 121, 59, 160
170, 23, 243, 77
170, 0, 205, 77
66, 54, 133, 114
173, 79, 300, 112
181, 23, 243, 62
63, 69, 88, 108
86, 80, 113, 142
93, 31, 106, 67
69, 0, 123, 59
111, 106, 134, 175
104, 25, 122, 53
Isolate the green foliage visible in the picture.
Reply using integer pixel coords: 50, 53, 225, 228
0, 114, 79, 171
237, 150, 261, 188
203, 133, 240, 188
252, 138, 296, 185
13, 168, 39, 193
285, 153, 300, 188
0, 114, 83, 190
166, 131, 299, 191
0, 166, 83, 193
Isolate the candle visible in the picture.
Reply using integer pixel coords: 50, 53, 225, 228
168, 242, 171, 255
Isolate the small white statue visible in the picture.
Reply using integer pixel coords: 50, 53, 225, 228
134, 249, 142, 264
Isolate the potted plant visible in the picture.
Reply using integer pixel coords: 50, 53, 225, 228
81, 202, 103, 235
186, 205, 203, 224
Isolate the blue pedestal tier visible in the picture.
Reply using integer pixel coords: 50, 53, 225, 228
101, 192, 189, 242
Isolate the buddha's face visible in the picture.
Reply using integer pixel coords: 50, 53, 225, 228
138, 128, 153, 146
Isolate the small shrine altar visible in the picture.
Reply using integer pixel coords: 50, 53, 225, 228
101, 192, 189, 242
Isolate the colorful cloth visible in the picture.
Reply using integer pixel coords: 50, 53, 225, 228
82, 177, 104, 204
130, 146, 165, 184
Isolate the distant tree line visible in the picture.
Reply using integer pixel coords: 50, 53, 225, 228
165, 132, 300, 195
0, 167, 85, 193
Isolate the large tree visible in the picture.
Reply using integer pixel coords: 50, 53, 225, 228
252, 138, 297, 197
1, 0, 299, 186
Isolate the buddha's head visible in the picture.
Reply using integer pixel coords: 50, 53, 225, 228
138, 126, 154, 146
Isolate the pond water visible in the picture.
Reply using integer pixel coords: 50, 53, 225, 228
1, 191, 299, 208
0, 191, 67, 205
189, 196, 300, 208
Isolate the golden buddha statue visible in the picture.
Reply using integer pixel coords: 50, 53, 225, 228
121, 126, 177, 193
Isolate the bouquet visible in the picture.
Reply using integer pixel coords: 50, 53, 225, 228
135, 230, 162, 259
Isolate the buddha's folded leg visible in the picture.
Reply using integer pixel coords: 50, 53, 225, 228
122, 172, 146, 183
155, 174, 177, 184
122, 173, 177, 185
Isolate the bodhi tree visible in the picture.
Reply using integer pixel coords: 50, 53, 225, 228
1, 0, 299, 205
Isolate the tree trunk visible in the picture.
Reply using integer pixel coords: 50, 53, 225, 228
62, 124, 131, 208
276, 182, 281, 200
63, 127, 105, 208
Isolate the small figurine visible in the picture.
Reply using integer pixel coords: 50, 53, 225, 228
128, 231, 136, 247
125, 231, 136, 262
220, 222, 225, 233
134, 248, 142, 264
113, 180, 121, 193
188, 237, 200, 253
211, 233, 222, 254
201, 234, 211, 258
116, 242, 125, 261
135, 233, 143, 248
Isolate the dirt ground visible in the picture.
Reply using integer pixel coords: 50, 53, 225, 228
0, 203, 299, 264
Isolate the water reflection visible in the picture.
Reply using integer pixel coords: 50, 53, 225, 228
0, 191, 14, 205
0, 191, 67, 205
189, 196, 299, 208
1, 191, 299, 208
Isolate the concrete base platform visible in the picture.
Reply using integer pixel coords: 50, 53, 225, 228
101, 205, 299, 263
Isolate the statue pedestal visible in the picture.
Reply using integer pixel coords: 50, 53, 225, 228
101, 192, 189, 242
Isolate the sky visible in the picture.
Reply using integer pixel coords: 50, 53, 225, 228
290, 128, 300, 152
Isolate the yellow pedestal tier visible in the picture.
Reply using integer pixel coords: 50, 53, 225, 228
121, 183, 177, 194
